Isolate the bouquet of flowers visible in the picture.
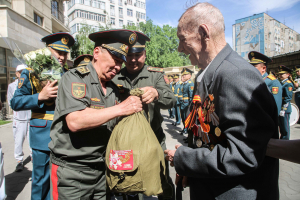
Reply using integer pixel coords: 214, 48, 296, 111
23, 48, 64, 88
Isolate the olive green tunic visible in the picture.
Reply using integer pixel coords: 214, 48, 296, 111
49, 62, 120, 166
113, 65, 176, 136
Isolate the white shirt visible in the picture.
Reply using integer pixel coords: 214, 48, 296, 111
7, 79, 31, 121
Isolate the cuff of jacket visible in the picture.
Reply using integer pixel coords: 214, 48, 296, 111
35, 93, 45, 109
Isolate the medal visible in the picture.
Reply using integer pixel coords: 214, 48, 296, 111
196, 138, 202, 148
215, 127, 221, 137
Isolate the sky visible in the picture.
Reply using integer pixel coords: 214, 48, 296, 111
146, 0, 300, 46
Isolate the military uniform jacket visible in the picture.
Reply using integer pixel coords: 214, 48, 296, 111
281, 79, 294, 114
174, 44, 279, 200
48, 63, 120, 166
173, 81, 182, 105
10, 68, 55, 151
112, 65, 176, 133
180, 79, 194, 108
263, 72, 282, 115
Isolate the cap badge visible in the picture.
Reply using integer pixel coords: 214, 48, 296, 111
129, 33, 136, 44
84, 57, 90, 62
120, 44, 129, 54
251, 52, 254, 56
61, 37, 69, 45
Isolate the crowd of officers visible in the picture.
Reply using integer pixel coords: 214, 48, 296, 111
5, 27, 300, 200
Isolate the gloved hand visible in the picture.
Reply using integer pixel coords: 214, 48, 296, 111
280, 110, 285, 117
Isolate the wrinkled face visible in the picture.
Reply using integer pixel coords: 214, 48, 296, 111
279, 73, 290, 80
125, 51, 146, 74
49, 47, 68, 66
96, 48, 123, 81
252, 63, 266, 76
177, 24, 203, 66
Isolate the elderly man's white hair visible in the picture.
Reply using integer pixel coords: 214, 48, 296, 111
179, 2, 225, 37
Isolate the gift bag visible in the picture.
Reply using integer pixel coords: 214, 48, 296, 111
106, 89, 172, 198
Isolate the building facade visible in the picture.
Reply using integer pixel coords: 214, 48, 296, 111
0, 0, 69, 107
65, 0, 146, 36
233, 13, 300, 60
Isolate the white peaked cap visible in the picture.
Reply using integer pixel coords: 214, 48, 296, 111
16, 64, 27, 72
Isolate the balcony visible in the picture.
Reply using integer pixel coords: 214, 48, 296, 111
51, 5, 70, 32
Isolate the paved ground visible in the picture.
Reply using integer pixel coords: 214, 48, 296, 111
0, 110, 299, 200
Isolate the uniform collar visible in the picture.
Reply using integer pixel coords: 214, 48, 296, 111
183, 79, 191, 84
281, 78, 288, 84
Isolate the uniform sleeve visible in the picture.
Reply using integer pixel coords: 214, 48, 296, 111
56, 71, 90, 117
174, 68, 278, 178
188, 82, 194, 102
282, 83, 294, 110
10, 71, 42, 111
271, 81, 282, 115
155, 73, 176, 109
178, 84, 183, 101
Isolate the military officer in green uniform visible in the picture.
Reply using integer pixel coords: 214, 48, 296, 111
172, 74, 182, 126
73, 54, 93, 68
112, 31, 176, 200
248, 51, 282, 115
168, 74, 175, 119
278, 65, 294, 140
180, 68, 194, 137
48, 30, 142, 200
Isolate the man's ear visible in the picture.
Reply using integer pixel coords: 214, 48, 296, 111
93, 47, 100, 61
199, 24, 210, 40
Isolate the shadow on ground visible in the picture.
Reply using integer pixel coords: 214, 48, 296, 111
5, 156, 32, 200
162, 114, 187, 146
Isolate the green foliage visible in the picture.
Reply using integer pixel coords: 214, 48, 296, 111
123, 19, 191, 68
70, 23, 111, 59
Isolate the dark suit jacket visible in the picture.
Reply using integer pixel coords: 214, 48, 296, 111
174, 44, 279, 200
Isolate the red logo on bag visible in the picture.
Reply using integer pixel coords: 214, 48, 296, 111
109, 150, 133, 170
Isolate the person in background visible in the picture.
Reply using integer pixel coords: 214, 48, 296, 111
179, 68, 194, 138
10, 32, 75, 200
73, 54, 93, 68
167, 74, 175, 119
248, 51, 282, 115
7, 64, 32, 172
278, 65, 294, 140
172, 74, 182, 126
293, 65, 300, 123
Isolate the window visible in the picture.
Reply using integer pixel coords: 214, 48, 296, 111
127, 0, 132, 5
136, 11, 145, 19
119, 7, 123, 18
118, 0, 122, 6
51, 0, 58, 18
127, 20, 134, 26
119, 19, 123, 27
127, 9, 132, 17
84, 0, 90, 5
110, 18, 115, 25
72, 9, 106, 22
100, 1, 105, 9
110, 0, 114, 3
34, 13, 43, 26
0, 47, 6, 66
136, 1, 145, 8
110, 5, 115, 16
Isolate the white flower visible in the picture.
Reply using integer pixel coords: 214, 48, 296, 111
24, 54, 30, 61
35, 49, 43, 55
42, 48, 52, 56
28, 52, 36, 60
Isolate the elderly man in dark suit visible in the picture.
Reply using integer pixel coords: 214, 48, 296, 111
165, 2, 279, 200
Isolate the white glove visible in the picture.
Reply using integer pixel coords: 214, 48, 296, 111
280, 110, 285, 117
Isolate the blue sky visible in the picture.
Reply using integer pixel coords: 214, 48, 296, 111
146, 0, 300, 46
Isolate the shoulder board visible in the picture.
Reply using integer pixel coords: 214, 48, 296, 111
25, 67, 34, 73
116, 84, 123, 88
179, 81, 183, 84
287, 80, 292, 83
188, 81, 192, 83
147, 66, 164, 73
267, 75, 276, 81
75, 66, 90, 75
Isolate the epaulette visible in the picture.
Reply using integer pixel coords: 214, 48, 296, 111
267, 75, 276, 81
147, 66, 164, 73
75, 66, 90, 75
179, 81, 183, 84
26, 67, 34, 73
188, 81, 192, 84
287, 80, 292, 83
116, 84, 123, 88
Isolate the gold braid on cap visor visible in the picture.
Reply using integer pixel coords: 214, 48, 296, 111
101, 44, 127, 56
250, 58, 265, 63
48, 44, 70, 52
